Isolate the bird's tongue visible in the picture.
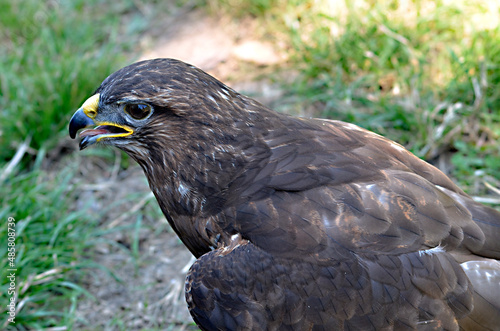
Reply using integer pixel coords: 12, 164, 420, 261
79, 127, 110, 138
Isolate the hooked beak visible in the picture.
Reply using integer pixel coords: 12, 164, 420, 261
69, 108, 94, 139
69, 94, 133, 150
69, 108, 96, 150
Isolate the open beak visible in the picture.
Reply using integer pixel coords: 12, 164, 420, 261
69, 94, 133, 150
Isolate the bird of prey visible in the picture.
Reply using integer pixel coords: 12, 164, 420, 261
69, 58, 500, 331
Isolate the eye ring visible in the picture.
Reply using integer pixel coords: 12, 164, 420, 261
124, 103, 152, 120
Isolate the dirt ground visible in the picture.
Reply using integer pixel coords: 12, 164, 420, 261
73, 7, 286, 330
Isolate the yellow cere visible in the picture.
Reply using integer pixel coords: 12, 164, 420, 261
82, 93, 100, 119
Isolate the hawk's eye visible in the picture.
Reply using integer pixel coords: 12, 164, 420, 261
124, 103, 152, 120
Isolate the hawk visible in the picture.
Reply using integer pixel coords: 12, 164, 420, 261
69, 58, 500, 330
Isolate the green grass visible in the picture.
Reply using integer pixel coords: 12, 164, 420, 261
0, 161, 96, 329
212, 0, 500, 198
0, 0, 153, 329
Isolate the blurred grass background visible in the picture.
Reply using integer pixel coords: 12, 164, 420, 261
1, 0, 499, 329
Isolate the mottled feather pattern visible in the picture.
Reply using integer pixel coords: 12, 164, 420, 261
71, 59, 500, 330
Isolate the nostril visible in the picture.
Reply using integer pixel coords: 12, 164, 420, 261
85, 109, 97, 119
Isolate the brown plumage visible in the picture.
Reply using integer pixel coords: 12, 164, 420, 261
69, 58, 500, 330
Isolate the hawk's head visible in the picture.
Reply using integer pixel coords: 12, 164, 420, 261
69, 58, 263, 158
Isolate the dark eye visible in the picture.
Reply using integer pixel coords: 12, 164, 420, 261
124, 103, 152, 120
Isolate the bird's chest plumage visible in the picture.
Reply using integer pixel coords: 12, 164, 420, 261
142, 160, 236, 257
